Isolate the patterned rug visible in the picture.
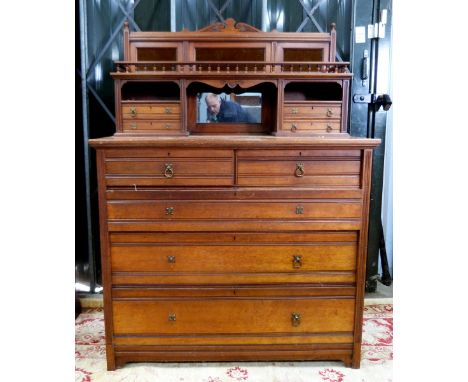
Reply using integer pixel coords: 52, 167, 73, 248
76, 300, 392, 382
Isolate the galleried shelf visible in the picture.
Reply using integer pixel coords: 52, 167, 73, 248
89, 18, 381, 371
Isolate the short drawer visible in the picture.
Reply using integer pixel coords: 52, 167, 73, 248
282, 120, 341, 134
237, 149, 362, 187
104, 148, 234, 187
283, 103, 341, 118
122, 103, 181, 119
122, 120, 182, 133
112, 296, 355, 335
107, 200, 362, 220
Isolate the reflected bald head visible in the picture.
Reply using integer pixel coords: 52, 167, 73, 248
205, 93, 221, 115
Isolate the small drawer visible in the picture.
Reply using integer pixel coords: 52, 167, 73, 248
112, 296, 355, 336
237, 149, 362, 187
122, 120, 182, 133
284, 103, 341, 119
122, 103, 181, 120
104, 148, 234, 187
283, 120, 341, 134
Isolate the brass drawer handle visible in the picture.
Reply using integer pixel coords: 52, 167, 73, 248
165, 107, 173, 114
292, 255, 302, 269
295, 162, 305, 177
164, 123, 172, 129
165, 207, 174, 215
326, 108, 333, 117
167, 255, 176, 263
291, 313, 301, 327
291, 107, 298, 114
168, 313, 176, 321
326, 124, 333, 132
295, 205, 304, 215
164, 163, 174, 178
130, 106, 137, 117
290, 123, 297, 132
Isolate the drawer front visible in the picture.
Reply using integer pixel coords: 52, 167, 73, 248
283, 103, 341, 118
122, 103, 180, 119
283, 120, 341, 134
122, 120, 182, 133
107, 200, 362, 220
237, 150, 361, 188
111, 244, 357, 272
110, 231, 358, 273
112, 297, 355, 335
104, 148, 234, 187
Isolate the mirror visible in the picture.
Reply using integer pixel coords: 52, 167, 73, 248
197, 92, 262, 123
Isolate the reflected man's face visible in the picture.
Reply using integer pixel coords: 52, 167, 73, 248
206, 96, 221, 115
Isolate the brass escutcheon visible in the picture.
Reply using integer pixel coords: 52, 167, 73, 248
291, 107, 298, 114
292, 255, 302, 268
168, 313, 176, 321
291, 312, 301, 327
326, 124, 333, 132
130, 106, 137, 117
326, 108, 333, 117
165, 107, 172, 114
167, 255, 176, 263
164, 123, 172, 129
165, 207, 174, 215
295, 163, 305, 177
291, 123, 297, 132
130, 123, 137, 129
295, 205, 304, 215
164, 163, 174, 178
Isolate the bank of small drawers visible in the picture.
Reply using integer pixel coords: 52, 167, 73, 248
121, 102, 183, 134
282, 102, 342, 135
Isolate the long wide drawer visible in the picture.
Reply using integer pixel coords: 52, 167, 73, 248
110, 231, 358, 273
112, 296, 355, 336
107, 200, 362, 220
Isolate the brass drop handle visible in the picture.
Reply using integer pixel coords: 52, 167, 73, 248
295, 205, 304, 215
168, 313, 176, 321
164, 163, 174, 178
165, 207, 174, 215
326, 124, 333, 133
291, 123, 297, 132
295, 162, 305, 177
292, 255, 302, 269
167, 255, 176, 263
291, 313, 301, 327
165, 107, 172, 114
326, 108, 333, 117
130, 106, 137, 117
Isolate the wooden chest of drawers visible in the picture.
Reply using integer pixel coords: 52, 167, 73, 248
89, 19, 380, 370
90, 136, 379, 369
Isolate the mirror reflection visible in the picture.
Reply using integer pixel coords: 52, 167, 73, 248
197, 92, 261, 123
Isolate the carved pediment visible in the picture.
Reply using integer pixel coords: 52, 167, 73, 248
197, 18, 261, 33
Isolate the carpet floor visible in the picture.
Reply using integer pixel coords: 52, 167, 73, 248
75, 299, 392, 382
